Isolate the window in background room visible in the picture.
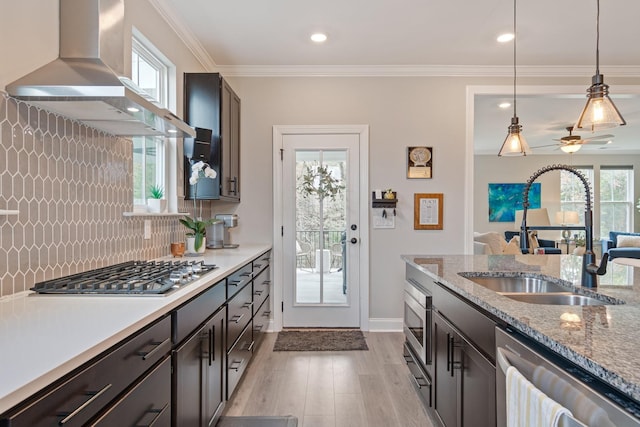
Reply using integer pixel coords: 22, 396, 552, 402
131, 36, 169, 207
560, 166, 594, 226
599, 166, 633, 239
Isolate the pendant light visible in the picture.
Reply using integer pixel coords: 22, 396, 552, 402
574, 0, 625, 131
498, 0, 531, 156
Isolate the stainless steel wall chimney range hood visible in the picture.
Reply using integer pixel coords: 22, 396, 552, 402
6, 0, 195, 138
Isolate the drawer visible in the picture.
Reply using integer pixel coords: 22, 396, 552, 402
173, 279, 226, 345
403, 342, 432, 408
89, 356, 171, 426
227, 325, 254, 399
253, 296, 271, 338
227, 284, 253, 350
2, 316, 171, 427
252, 267, 270, 314
227, 263, 253, 299
432, 282, 496, 361
252, 250, 271, 275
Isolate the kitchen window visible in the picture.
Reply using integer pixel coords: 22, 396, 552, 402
131, 34, 175, 209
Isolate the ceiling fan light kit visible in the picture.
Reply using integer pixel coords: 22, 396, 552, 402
574, 0, 626, 132
560, 144, 582, 154
498, 0, 531, 157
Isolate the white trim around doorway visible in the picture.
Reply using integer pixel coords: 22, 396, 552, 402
272, 124, 370, 331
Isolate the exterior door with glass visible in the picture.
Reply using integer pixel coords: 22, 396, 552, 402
281, 132, 361, 327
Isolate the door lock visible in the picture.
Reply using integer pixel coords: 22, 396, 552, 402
350, 238, 358, 244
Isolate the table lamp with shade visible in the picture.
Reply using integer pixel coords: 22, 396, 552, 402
555, 211, 580, 240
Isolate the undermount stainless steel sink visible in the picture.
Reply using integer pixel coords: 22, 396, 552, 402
459, 274, 571, 294
459, 273, 624, 306
501, 293, 608, 306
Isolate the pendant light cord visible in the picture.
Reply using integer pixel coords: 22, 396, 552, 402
512, 0, 517, 118
595, 0, 600, 76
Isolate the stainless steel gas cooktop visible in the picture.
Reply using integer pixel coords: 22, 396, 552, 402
30, 260, 218, 296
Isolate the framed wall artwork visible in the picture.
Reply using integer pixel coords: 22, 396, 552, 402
407, 146, 433, 179
414, 193, 443, 230
488, 183, 541, 222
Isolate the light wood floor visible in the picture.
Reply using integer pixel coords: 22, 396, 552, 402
222, 332, 435, 427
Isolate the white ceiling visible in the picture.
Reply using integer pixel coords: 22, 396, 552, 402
153, 0, 640, 155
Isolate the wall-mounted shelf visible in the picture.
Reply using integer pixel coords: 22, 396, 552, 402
122, 212, 189, 217
372, 192, 398, 209
0, 209, 19, 216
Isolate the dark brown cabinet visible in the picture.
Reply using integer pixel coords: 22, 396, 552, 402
0, 317, 171, 427
184, 73, 240, 202
173, 307, 225, 427
432, 309, 495, 427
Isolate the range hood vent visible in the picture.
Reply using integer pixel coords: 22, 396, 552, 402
5, 0, 195, 138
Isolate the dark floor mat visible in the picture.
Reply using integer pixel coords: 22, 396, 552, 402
273, 329, 368, 351
216, 416, 298, 427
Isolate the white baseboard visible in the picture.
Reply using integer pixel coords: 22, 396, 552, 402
367, 318, 403, 332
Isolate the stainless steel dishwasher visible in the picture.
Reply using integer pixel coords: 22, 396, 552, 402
496, 326, 640, 427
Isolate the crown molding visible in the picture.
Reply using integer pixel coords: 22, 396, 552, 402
215, 64, 640, 78
148, 0, 217, 71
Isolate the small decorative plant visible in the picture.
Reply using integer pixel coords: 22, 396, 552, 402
181, 161, 217, 252
149, 184, 164, 199
179, 215, 214, 252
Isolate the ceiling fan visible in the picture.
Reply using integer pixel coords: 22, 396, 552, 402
533, 126, 614, 153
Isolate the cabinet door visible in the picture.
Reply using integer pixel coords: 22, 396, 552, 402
204, 309, 226, 427
434, 312, 461, 427
173, 322, 207, 426
460, 337, 496, 427
220, 79, 240, 201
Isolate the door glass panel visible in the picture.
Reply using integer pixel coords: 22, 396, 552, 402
295, 150, 347, 305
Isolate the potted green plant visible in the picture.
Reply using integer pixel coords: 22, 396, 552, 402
179, 216, 214, 253
147, 184, 166, 213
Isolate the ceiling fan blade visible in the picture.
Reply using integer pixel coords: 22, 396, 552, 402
583, 134, 615, 142
531, 143, 561, 148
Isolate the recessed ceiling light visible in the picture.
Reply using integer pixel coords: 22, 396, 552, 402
127, 107, 140, 113
310, 33, 327, 43
497, 33, 514, 43
167, 129, 177, 134
498, 102, 511, 109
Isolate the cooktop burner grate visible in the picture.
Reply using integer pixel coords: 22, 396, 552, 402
30, 260, 218, 295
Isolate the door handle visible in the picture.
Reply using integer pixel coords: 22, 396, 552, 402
350, 237, 358, 244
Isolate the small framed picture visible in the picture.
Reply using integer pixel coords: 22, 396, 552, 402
407, 146, 433, 179
414, 193, 443, 230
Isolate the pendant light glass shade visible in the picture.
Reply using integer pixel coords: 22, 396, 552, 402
499, 117, 531, 156
575, 75, 626, 131
575, 0, 625, 132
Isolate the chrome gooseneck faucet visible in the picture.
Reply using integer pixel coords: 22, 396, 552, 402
520, 164, 608, 288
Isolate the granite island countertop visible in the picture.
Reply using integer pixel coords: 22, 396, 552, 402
0, 244, 271, 415
402, 253, 640, 404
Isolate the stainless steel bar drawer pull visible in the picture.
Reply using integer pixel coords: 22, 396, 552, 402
136, 402, 169, 427
229, 280, 241, 286
58, 383, 113, 424
137, 338, 170, 361
229, 359, 243, 371
231, 313, 244, 324
239, 272, 252, 277
254, 289, 264, 296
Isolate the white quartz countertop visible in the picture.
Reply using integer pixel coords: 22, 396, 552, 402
0, 244, 271, 415
402, 254, 640, 404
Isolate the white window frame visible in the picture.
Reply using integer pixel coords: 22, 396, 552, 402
599, 166, 634, 239
131, 29, 179, 212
